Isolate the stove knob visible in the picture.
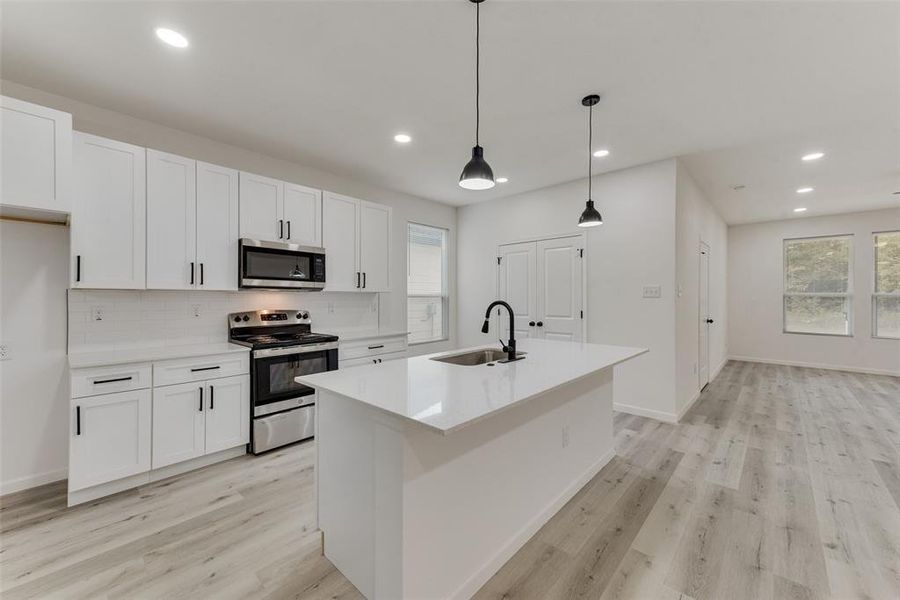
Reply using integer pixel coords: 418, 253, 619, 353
242, 315, 250, 322
233, 316, 241, 323
302, 312, 310, 319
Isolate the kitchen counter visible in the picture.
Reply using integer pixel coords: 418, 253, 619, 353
299, 338, 646, 600
68, 342, 250, 369
298, 338, 646, 434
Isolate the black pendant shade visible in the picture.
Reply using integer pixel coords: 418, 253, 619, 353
577, 94, 603, 227
460, 145, 495, 190
459, 0, 495, 190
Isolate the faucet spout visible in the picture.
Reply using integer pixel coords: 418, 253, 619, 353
481, 300, 521, 362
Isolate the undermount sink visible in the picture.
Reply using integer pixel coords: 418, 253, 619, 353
430, 348, 526, 366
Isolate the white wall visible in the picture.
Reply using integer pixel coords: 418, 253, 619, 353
728, 207, 900, 375
0, 221, 70, 494
458, 160, 679, 420
674, 162, 728, 415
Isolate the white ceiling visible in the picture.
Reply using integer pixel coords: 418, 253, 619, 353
2, 1, 898, 222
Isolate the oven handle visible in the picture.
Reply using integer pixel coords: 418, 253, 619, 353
252, 341, 339, 358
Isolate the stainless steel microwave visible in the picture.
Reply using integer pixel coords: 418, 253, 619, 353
239, 239, 326, 290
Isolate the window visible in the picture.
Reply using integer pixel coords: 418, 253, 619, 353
783, 235, 852, 336
873, 231, 900, 339
407, 223, 448, 344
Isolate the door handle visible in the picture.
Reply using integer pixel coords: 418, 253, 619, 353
706, 318, 714, 324
362, 272, 367, 288
287, 220, 291, 240
76, 406, 81, 436
209, 385, 214, 410
190, 262, 195, 285
200, 263, 204, 286
536, 321, 544, 327
528, 321, 536, 326
279, 220, 284, 239
356, 272, 361, 288
199, 387, 204, 412
76, 255, 81, 283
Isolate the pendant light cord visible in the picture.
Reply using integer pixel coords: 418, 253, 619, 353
588, 103, 593, 201
475, 1, 481, 146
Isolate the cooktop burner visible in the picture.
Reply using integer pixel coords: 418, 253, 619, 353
228, 310, 338, 349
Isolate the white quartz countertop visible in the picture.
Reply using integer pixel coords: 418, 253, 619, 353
68, 343, 250, 369
337, 329, 409, 342
297, 338, 647, 434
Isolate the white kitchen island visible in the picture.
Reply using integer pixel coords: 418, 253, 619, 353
296, 338, 646, 600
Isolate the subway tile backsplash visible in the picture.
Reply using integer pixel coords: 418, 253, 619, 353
68, 289, 379, 353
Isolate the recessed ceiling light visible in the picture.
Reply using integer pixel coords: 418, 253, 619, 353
155, 27, 189, 48
801, 152, 825, 161
796, 187, 814, 194
496, 177, 509, 183
794, 207, 807, 213
593, 149, 610, 158
393, 133, 411, 144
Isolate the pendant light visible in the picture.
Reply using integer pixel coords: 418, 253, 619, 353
459, 0, 495, 190
577, 94, 603, 227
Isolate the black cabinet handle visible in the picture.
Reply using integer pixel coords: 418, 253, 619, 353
279, 220, 284, 239
363, 272, 367, 288
209, 385, 214, 410
200, 263, 204, 285
190, 262, 195, 285
93, 376, 133, 385
368, 344, 384, 350
199, 387, 204, 411
356, 272, 361, 288
528, 321, 536, 326
373, 359, 377, 364
76, 406, 81, 435
76, 255, 81, 283
190, 365, 220, 373
287, 221, 291, 240
536, 321, 544, 327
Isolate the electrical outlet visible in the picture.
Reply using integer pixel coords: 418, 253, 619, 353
91, 306, 103, 321
642, 285, 662, 299
0, 344, 9, 361
191, 304, 202, 318
562, 425, 570, 448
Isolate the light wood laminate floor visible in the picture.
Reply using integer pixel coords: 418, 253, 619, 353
2, 361, 899, 599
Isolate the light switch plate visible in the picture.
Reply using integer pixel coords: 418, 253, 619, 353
642, 285, 662, 299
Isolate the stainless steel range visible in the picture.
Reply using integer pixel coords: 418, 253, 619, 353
228, 310, 338, 454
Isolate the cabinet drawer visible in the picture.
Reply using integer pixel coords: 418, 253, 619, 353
153, 353, 249, 387
339, 336, 408, 360
71, 363, 152, 399
339, 350, 407, 368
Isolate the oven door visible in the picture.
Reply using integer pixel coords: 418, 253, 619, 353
251, 343, 338, 416
240, 239, 326, 290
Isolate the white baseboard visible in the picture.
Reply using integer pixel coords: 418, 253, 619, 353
710, 357, 727, 381
449, 447, 616, 600
728, 355, 900, 377
613, 402, 678, 423
677, 389, 702, 421
0, 468, 67, 497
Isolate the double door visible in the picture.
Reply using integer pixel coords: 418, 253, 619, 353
239, 171, 322, 246
323, 191, 391, 292
152, 374, 249, 469
146, 150, 239, 290
496, 235, 584, 342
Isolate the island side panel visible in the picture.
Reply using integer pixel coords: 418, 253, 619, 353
400, 367, 615, 600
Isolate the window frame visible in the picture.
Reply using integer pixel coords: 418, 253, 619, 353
782, 234, 854, 337
407, 221, 450, 346
872, 230, 900, 340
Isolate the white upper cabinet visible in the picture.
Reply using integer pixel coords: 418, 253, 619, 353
322, 191, 391, 292
196, 162, 239, 291
147, 150, 197, 290
239, 172, 282, 241
283, 182, 322, 246
71, 132, 146, 289
0, 95, 72, 218
323, 191, 361, 291
358, 200, 391, 292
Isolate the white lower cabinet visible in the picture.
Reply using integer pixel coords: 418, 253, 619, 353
69, 389, 152, 492
338, 334, 408, 368
205, 375, 250, 453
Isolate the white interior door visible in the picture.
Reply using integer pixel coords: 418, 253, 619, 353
196, 161, 239, 291
496, 242, 537, 340
536, 236, 584, 342
323, 192, 360, 291
146, 150, 197, 290
282, 183, 322, 246
152, 382, 206, 469
358, 200, 391, 292
204, 375, 250, 454
239, 171, 282, 241
699, 241, 710, 388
